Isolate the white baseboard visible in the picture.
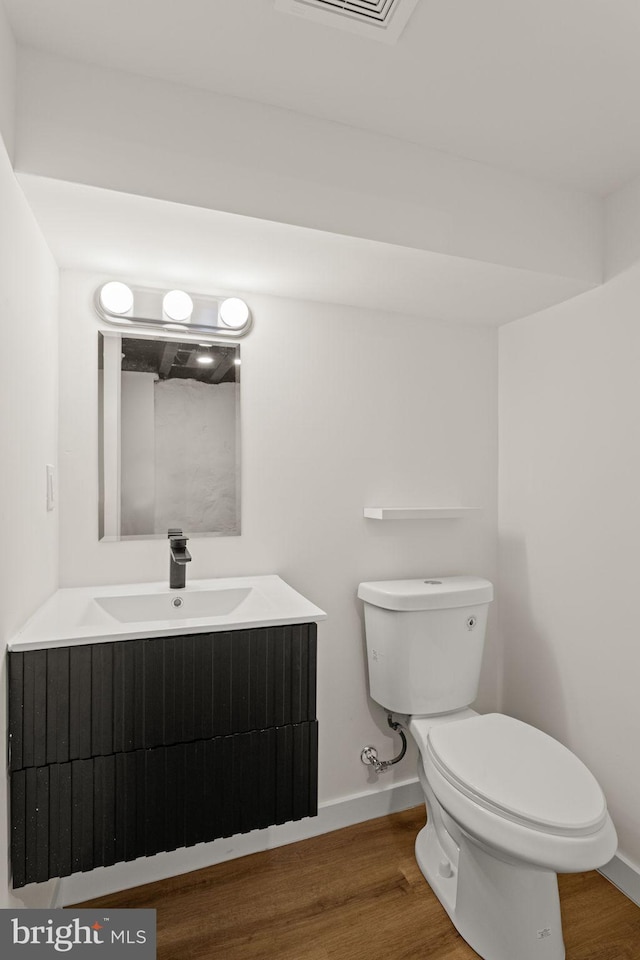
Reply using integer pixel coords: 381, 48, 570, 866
599, 852, 640, 908
54, 777, 423, 907
5, 877, 60, 910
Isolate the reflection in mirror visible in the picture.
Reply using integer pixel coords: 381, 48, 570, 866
98, 332, 240, 540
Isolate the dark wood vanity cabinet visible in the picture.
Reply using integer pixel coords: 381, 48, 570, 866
8, 623, 318, 888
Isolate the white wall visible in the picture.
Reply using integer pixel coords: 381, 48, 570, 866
0, 138, 59, 905
0, 1, 15, 159
499, 267, 640, 870
58, 269, 499, 812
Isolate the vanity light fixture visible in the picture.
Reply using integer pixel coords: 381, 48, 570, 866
95, 282, 253, 338
163, 290, 194, 323
196, 354, 214, 365
219, 297, 250, 329
99, 281, 134, 316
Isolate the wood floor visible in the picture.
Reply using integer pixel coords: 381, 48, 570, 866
73, 807, 640, 960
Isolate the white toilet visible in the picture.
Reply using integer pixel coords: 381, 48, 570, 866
358, 576, 617, 960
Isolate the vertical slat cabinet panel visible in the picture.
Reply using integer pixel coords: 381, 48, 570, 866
9, 624, 318, 771
143, 638, 165, 749
35, 766, 50, 883
92, 642, 114, 757
272, 627, 288, 727
164, 743, 186, 854
180, 636, 197, 745
211, 735, 234, 840
71, 759, 94, 875
135, 751, 147, 862
256, 726, 277, 830
94, 754, 116, 868
24, 768, 38, 879
281, 628, 293, 725
10, 770, 26, 889
194, 634, 214, 741
69, 646, 92, 760
292, 721, 319, 823
230, 632, 251, 733
290, 625, 306, 724
308, 718, 319, 818
231, 731, 252, 836
132, 641, 146, 751
47, 646, 70, 765
23, 650, 47, 769
249, 630, 268, 732
10, 722, 317, 888
143, 747, 166, 858
48, 763, 61, 879
113, 640, 135, 753
186, 741, 206, 848
307, 624, 318, 720
162, 637, 178, 745
114, 751, 138, 864
45, 650, 58, 765
8, 652, 24, 773
212, 632, 233, 736
49, 762, 72, 881
9, 623, 319, 888
275, 725, 294, 826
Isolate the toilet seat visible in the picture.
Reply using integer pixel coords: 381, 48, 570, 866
411, 713, 618, 872
426, 713, 607, 835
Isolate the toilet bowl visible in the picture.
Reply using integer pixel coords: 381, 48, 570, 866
358, 577, 618, 960
408, 712, 616, 960
413, 712, 616, 873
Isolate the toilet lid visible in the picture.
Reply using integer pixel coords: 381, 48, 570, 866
426, 714, 608, 834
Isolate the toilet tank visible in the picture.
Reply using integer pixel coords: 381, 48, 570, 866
358, 577, 493, 716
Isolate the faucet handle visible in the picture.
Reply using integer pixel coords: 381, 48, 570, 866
167, 528, 184, 539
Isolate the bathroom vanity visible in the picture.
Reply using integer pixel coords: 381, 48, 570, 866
7, 576, 325, 888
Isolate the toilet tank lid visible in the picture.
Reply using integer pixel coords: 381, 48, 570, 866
357, 576, 493, 611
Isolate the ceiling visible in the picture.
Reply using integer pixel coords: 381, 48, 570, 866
6, 0, 640, 195
19, 174, 591, 325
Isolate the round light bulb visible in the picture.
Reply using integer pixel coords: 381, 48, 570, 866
219, 297, 250, 329
99, 281, 134, 316
163, 290, 194, 323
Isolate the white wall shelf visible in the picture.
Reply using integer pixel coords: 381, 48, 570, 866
363, 507, 481, 520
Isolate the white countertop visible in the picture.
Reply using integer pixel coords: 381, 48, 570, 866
9, 575, 327, 651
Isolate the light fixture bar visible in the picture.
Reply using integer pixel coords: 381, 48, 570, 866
95, 283, 253, 338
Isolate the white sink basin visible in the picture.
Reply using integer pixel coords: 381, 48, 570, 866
96, 586, 253, 622
9, 576, 326, 650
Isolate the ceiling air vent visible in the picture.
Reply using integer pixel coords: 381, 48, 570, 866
274, 0, 419, 44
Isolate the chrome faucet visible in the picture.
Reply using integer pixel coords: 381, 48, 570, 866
168, 528, 192, 589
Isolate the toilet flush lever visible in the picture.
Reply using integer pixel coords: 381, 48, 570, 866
360, 714, 407, 773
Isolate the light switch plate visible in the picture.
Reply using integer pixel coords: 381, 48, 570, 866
46, 464, 55, 511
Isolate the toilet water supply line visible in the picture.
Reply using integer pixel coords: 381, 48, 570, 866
360, 714, 407, 773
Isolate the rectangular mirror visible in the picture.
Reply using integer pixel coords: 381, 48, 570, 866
98, 331, 240, 540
